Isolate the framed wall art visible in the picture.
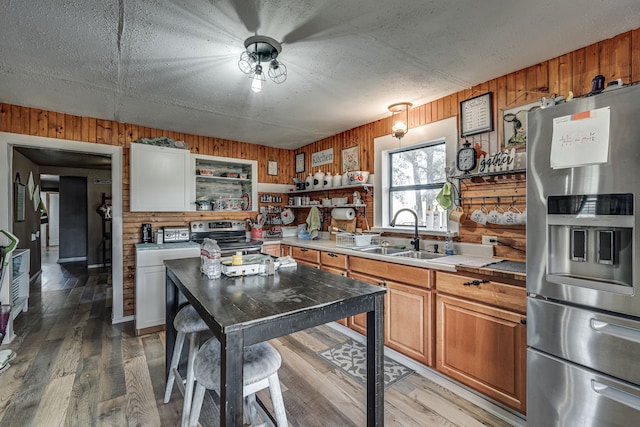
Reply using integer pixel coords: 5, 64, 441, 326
502, 101, 540, 149
341, 145, 359, 172
14, 181, 25, 222
460, 92, 493, 137
295, 152, 305, 173
267, 160, 278, 176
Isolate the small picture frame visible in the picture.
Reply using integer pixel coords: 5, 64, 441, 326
342, 145, 359, 173
295, 152, 305, 173
502, 101, 540, 149
460, 92, 493, 137
14, 182, 26, 222
268, 160, 278, 176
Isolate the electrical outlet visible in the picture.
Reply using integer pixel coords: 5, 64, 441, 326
482, 235, 497, 245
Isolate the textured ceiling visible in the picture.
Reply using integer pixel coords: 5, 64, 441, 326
1, 0, 639, 150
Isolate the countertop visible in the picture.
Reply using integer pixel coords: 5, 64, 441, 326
134, 241, 200, 251
265, 237, 526, 284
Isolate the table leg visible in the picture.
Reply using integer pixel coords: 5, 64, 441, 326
366, 294, 385, 426
220, 331, 244, 426
165, 274, 179, 378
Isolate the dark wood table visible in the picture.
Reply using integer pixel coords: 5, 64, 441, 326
165, 258, 386, 427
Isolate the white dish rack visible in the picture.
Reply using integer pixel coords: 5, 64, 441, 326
335, 232, 381, 248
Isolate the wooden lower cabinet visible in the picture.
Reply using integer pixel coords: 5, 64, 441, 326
349, 259, 433, 367
261, 243, 281, 257
436, 294, 526, 413
290, 246, 320, 265
320, 252, 349, 326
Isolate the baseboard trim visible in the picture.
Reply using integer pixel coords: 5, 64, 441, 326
57, 257, 87, 263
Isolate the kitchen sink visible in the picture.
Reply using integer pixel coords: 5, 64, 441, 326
391, 250, 446, 260
352, 246, 408, 255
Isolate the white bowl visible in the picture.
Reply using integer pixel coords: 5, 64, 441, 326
347, 171, 370, 184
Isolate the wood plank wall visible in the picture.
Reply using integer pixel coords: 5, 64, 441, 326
1, 28, 638, 312
295, 28, 640, 262
0, 107, 295, 316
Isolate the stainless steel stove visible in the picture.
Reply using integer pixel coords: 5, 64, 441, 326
189, 220, 263, 256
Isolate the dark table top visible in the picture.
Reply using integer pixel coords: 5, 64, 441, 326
164, 257, 386, 343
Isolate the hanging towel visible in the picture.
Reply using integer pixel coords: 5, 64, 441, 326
436, 182, 453, 210
306, 206, 321, 239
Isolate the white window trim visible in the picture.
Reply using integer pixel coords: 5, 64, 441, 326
371, 117, 459, 236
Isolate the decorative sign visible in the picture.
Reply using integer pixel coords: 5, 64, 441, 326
477, 148, 516, 174
460, 92, 493, 137
550, 107, 610, 169
311, 148, 333, 168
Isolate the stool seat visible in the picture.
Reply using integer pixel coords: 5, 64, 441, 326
174, 304, 208, 334
187, 338, 288, 427
194, 339, 282, 390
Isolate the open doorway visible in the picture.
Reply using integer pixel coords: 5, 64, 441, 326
1, 132, 125, 323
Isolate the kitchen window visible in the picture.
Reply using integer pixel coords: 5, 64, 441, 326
387, 141, 447, 227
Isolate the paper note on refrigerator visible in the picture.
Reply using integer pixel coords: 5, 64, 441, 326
550, 106, 610, 169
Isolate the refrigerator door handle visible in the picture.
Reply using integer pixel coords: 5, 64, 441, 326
590, 319, 640, 344
591, 380, 640, 411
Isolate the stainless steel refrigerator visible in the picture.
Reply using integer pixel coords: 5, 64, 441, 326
527, 84, 640, 426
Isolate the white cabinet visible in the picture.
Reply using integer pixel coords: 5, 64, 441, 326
130, 143, 191, 212
1, 249, 30, 344
135, 243, 200, 334
192, 154, 258, 212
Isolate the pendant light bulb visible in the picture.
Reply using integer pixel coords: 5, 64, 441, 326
250, 64, 265, 93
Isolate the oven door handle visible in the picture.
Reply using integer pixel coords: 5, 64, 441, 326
590, 319, 640, 344
591, 380, 640, 411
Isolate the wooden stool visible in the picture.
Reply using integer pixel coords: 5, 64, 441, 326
163, 303, 210, 424
187, 338, 288, 427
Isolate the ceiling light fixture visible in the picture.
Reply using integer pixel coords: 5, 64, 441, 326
238, 35, 287, 93
388, 102, 413, 141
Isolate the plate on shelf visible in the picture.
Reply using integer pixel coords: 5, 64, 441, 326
241, 193, 250, 211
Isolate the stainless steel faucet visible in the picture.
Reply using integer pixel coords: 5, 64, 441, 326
390, 208, 420, 251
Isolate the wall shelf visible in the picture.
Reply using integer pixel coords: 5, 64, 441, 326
288, 183, 372, 194
450, 169, 526, 180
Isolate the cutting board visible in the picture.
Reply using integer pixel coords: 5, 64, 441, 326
329, 218, 356, 240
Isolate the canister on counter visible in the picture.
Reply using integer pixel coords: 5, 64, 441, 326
142, 223, 152, 243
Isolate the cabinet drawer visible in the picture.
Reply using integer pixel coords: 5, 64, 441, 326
321, 251, 348, 269
350, 256, 430, 289
435, 272, 526, 314
291, 246, 320, 264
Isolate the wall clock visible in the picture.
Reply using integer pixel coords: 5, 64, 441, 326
456, 141, 477, 173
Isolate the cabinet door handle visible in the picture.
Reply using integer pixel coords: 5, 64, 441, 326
378, 281, 387, 287
520, 319, 527, 325
300, 248, 308, 252
328, 253, 338, 258
463, 279, 489, 286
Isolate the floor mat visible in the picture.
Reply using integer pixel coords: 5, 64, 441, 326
318, 340, 413, 389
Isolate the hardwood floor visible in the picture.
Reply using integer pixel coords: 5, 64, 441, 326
0, 248, 517, 426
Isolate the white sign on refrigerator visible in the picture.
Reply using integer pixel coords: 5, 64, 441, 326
550, 106, 610, 169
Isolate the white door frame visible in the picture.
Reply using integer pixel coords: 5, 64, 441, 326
0, 132, 126, 323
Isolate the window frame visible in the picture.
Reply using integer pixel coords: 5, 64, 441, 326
385, 139, 447, 229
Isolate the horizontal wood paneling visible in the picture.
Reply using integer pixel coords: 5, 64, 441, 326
2, 28, 638, 315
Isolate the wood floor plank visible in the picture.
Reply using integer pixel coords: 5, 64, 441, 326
96, 395, 127, 426
32, 374, 76, 427
50, 325, 83, 378
65, 355, 100, 426
124, 355, 162, 426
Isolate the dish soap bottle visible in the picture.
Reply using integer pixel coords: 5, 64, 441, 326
445, 231, 455, 255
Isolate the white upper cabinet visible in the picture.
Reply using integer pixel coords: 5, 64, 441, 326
130, 143, 191, 212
